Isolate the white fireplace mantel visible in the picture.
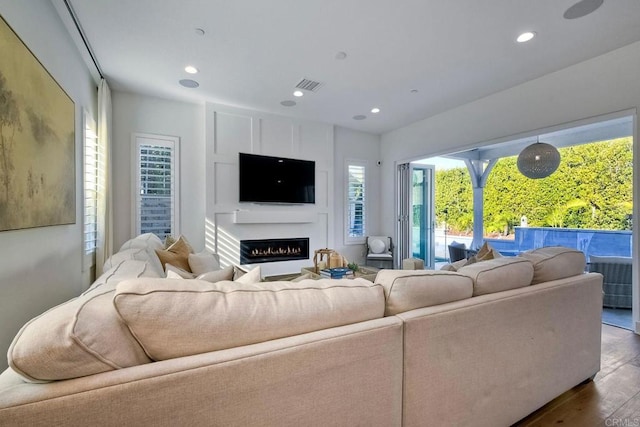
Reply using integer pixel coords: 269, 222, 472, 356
232, 210, 317, 224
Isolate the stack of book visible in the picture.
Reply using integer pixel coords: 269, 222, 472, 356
320, 267, 355, 279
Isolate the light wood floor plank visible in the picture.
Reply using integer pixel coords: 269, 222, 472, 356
514, 325, 640, 426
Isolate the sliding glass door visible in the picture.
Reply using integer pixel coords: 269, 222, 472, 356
397, 163, 435, 269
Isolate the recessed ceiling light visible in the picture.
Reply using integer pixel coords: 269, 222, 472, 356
335, 51, 347, 60
195, 28, 205, 36
353, 115, 367, 120
293, 90, 304, 97
281, 100, 296, 107
179, 79, 199, 88
185, 65, 198, 74
564, 0, 603, 19
516, 32, 536, 43
371, 107, 380, 114
410, 89, 419, 94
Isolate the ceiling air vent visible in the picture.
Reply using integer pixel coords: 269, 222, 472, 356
295, 78, 324, 93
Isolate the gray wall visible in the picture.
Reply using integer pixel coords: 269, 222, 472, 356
0, 1, 98, 370
111, 91, 206, 251
333, 127, 382, 266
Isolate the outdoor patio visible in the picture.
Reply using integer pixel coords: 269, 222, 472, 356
433, 226, 634, 330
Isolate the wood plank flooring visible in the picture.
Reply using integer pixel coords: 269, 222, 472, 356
514, 324, 640, 426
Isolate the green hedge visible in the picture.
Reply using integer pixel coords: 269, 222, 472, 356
434, 138, 633, 235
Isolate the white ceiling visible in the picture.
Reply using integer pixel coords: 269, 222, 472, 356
67, 0, 640, 135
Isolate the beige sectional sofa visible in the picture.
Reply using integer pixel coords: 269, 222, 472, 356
0, 236, 603, 426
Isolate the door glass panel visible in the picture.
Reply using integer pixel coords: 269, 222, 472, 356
411, 165, 435, 269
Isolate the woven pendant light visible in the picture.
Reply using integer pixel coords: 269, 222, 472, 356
517, 140, 560, 179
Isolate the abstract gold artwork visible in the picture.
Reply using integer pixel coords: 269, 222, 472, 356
0, 14, 75, 231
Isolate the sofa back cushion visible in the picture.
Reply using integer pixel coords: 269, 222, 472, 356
518, 246, 586, 284
119, 233, 164, 253
374, 270, 473, 315
103, 246, 164, 277
8, 260, 157, 382
457, 257, 534, 296
114, 278, 385, 360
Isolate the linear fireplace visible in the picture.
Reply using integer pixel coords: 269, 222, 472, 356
240, 237, 310, 264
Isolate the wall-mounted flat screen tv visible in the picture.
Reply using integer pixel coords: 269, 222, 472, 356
239, 153, 315, 204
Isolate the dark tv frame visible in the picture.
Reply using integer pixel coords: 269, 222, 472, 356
239, 152, 316, 204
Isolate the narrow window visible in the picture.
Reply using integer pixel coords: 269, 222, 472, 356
83, 111, 98, 268
133, 134, 180, 239
346, 161, 366, 243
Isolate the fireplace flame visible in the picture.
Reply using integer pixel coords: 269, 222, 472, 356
250, 245, 303, 257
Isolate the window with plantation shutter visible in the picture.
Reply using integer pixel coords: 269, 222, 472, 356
83, 111, 98, 269
346, 161, 366, 243
133, 134, 180, 240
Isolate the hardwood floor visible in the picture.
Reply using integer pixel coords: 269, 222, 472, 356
514, 324, 640, 426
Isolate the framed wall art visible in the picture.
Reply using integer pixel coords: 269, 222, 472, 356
0, 14, 75, 232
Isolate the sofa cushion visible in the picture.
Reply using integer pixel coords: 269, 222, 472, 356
103, 246, 164, 276
589, 255, 632, 264
374, 270, 473, 315
8, 260, 157, 382
113, 278, 385, 360
457, 257, 534, 296
119, 233, 164, 252
519, 246, 586, 284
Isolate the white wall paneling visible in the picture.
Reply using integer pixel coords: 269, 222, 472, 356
213, 111, 254, 155
206, 103, 335, 276
233, 210, 318, 224
259, 117, 295, 156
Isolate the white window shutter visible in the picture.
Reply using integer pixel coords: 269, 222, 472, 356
134, 134, 180, 239
346, 162, 366, 243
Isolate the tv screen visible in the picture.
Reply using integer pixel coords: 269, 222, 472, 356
239, 153, 315, 204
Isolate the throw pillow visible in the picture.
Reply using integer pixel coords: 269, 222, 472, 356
233, 265, 248, 280
234, 266, 262, 284
462, 242, 502, 267
188, 251, 220, 275
439, 258, 468, 272
163, 235, 176, 248
369, 238, 386, 254
165, 263, 196, 279
475, 241, 503, 261
155, 235, 193, 272
196, 265, 235, 283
